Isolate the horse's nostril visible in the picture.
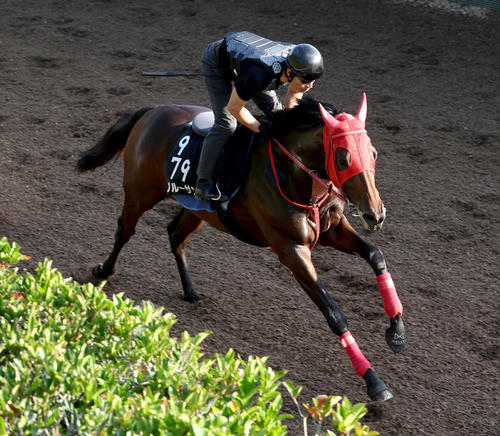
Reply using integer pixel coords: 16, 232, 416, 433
362, 211, 385, 228
362, 212, 377, 226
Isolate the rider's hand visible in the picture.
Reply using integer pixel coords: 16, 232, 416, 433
258, 120, 273, 138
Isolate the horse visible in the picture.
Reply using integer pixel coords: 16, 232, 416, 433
76, 94, 406, 402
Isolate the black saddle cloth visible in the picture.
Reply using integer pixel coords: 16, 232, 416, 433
165, 124, 254, 202
164, 124, 267, 247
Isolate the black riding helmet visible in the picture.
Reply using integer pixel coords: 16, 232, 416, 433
285, 43, 324, 81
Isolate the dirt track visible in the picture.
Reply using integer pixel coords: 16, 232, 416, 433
1, 1, 499, 434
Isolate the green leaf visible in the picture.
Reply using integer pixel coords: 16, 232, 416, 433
0, 417, 6, 436
0, 238, 29, 266
282, 380, 302, 399
191, 422, 207, 436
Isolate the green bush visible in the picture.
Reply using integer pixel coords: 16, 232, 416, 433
295, 392, 379, 436
0, 238, 378, 435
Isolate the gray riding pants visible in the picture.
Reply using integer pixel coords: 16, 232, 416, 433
196, 40, 283, 180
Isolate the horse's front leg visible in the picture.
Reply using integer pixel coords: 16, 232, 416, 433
276, 243, 392, 402
318, 215, 406, 353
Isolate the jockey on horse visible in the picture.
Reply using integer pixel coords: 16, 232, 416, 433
195, 31, 325, 202
77, 33, 405, 402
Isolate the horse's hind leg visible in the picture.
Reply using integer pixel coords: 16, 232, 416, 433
93, 197, 147, 279
318, 215, 406, 353
167, 208, 204, 302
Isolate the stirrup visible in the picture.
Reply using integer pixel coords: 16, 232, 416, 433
195, 179, 227, 202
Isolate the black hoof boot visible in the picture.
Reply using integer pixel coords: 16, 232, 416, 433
386, 313, 406, 353
364, 369, 393, 402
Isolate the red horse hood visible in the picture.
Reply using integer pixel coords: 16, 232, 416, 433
319, 94, 375, 190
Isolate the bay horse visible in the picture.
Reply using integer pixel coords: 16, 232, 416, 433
77, 94, 406, 402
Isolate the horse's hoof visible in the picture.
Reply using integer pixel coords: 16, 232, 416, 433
364, 369, 393, 402
370, 388, 393, 402
183, 289, 203, 303
386, 314, 406, 353
92, 264, 111, 279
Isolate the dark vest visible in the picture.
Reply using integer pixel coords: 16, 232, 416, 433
223, 31, 294, 79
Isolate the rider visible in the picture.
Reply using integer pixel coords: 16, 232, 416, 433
194, 31, 324, 201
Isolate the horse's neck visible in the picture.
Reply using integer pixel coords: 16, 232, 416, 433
281, 126, 327, 179
264, 126, 329, 204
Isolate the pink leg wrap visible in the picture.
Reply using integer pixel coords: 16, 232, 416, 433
376, 272, 403, 318
340, 331, 372, 377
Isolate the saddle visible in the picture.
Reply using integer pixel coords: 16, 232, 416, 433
164, 112, 266, 247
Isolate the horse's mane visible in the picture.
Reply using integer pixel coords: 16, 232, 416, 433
268, 96, 340, 136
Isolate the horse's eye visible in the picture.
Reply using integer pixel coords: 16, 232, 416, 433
335, 148, 351, 172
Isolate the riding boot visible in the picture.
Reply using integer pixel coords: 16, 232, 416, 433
195, 178, 228, 202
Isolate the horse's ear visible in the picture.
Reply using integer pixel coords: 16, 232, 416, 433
319, 103, 340, 131
356, 93, 367, 125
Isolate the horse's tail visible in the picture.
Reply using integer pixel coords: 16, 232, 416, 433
76, 106, 154, 172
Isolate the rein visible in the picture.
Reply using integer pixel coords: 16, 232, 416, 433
268, 138, 345, 250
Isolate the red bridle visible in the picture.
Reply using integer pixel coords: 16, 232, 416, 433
268, 94, 375, 250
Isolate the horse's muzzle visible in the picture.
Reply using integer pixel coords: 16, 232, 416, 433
360, 206, 386, 232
